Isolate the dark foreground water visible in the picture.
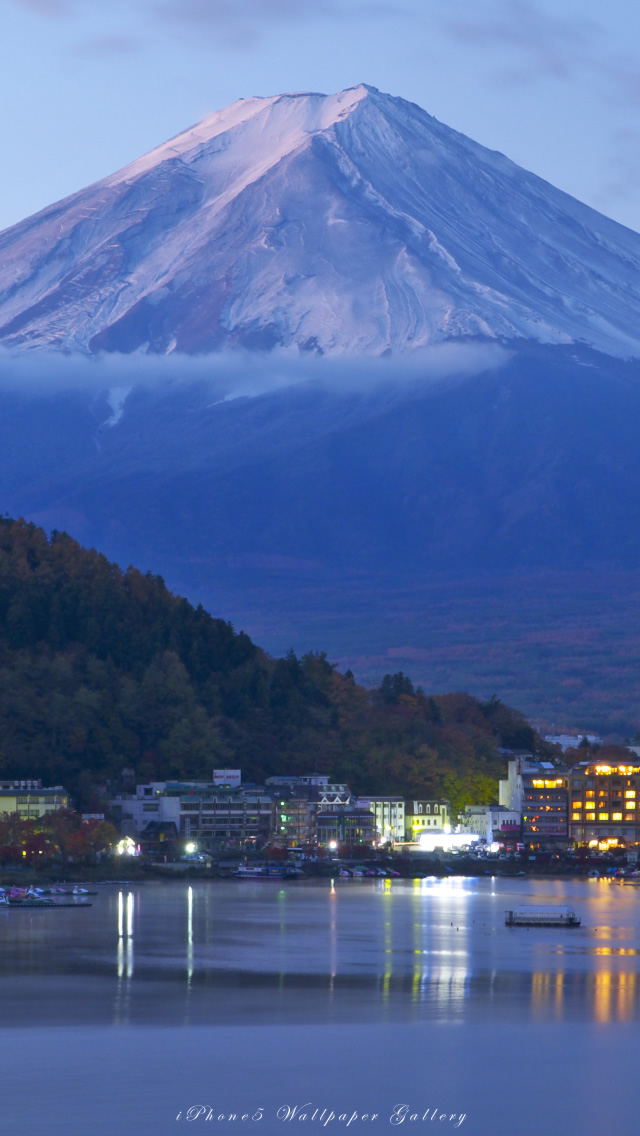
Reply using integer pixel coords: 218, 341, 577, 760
2, 876, 638, 1135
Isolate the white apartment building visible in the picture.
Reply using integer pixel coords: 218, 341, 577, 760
458, 804, 520, 843
358, 796, 405, 843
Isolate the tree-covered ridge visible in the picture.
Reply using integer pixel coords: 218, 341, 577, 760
0, 517, 542, 813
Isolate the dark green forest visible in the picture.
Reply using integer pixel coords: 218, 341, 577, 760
0, 517, 547, 812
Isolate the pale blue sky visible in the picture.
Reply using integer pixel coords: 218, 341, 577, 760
2, 0, 640, 233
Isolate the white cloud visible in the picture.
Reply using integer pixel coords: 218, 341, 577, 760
0, 342, 509, 399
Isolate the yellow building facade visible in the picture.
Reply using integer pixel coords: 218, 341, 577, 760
0, 784, 69, 820
569, 761, 640, 848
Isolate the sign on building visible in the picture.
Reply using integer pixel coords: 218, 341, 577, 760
213, 769, 242, 788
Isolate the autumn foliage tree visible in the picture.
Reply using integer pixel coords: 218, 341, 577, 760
0, 809, 118, 866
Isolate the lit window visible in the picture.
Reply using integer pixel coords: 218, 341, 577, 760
598, 813, 609, 821
626, 800, 636, 809
625, 814, 635, 822
626, 791, 636, 798
585, 791, 595, 799
612, 813, 623, 821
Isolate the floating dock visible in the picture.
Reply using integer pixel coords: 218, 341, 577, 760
2, 901, 92, 909
505, 905, 580, 927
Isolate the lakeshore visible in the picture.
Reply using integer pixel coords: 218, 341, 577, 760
0, 848, 628, 888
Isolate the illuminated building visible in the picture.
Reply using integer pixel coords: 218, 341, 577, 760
111, 780, 275, 847
316, 805, 376, 846
266, 774, 355, 846
569, 761, 640, 847
458, 804, 520, 843
500, 758, 568, 845
404, 800, 450, 841
357, 796, 405, 843
0, 780, 69, 819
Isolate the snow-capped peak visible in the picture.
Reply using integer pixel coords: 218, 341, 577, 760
2, 85, 640, 358
106, 85, 373, 190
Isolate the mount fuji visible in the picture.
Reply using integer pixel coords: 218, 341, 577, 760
1, 84, 640, 357
2, 86, 640, 733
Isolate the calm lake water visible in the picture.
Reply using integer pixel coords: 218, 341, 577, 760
3, 876, 638, 1136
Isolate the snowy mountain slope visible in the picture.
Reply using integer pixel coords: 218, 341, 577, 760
1, 84, 640, 356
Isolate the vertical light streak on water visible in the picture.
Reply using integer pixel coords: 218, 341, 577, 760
554, 971, 565, 1020
594, 970, 612, 1023
126, 893, 134, 978
187, 886, 194, 986
114, 890, 133, 1023
532, 971, 550, 1020
329, 880, 337, 998
412, 880, 422, 1003
383, 908, 392, 1005
278, 889, 286, 990
617, 971, 635, 1022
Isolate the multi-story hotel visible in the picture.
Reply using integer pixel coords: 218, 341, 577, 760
112, 779, 275, 847
568, 760, 640, 848
500, 758, 569, 845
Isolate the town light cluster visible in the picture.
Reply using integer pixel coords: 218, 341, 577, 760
418, 832, 479, 853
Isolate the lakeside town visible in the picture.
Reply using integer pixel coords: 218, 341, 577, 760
4, 734, 640, 879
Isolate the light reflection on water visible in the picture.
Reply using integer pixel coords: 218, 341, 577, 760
3, 875, 639, 1136
0, 876, 639, 1026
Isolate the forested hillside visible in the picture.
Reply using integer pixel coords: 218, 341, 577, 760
0, 518, 545, 811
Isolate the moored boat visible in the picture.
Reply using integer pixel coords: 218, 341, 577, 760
505, 905, 580, 927
233, 864, 302, 879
